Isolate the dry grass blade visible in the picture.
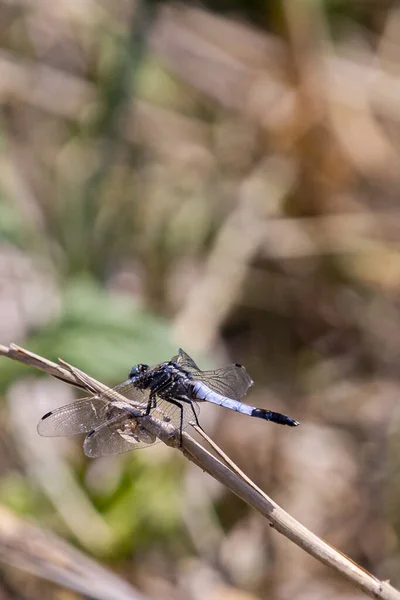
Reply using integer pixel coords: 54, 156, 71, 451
0, 343, 90, 390
0, 506, 145, 600
0, 343, 399, 600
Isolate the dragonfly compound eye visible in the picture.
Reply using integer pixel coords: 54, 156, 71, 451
129, 363, 149, 378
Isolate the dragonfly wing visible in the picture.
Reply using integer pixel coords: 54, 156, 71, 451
151, 397, 200, 429
37, 380, 149, 437
192, 364, 253, 400
172, 349, 253, 401
37, 397, 115, 436
173, 348, 201, 371
84, 395, 200, 458
84, 416, 157, 458
99, 379, 149, 407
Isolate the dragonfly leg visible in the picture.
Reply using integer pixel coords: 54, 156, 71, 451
185, 398, 201, 429
160, 397, 184, 446
145, 393, 157, 416
146, 371, 173, 415
173, 393, 203, 438
190, 403, 201, 429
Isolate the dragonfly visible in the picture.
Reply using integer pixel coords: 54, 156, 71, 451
37, 349, 299, 458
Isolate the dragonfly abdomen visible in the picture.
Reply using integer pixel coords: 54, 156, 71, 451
191, 381, 253, 415
191, 381, 299, 427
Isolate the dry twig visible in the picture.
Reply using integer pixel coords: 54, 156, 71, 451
0, 506, 144, 600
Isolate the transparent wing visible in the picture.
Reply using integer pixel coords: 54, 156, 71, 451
84, 398, 200, 457
149, 396, 200, 429
174, 348, 253, 401
37, 379, 149, 437
173, 348, 201, 371
197, 365, 253, 400
83, 415, 157, 458
38, 397, 113, 436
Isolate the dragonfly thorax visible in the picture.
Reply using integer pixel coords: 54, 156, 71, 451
128, 362, 193, 402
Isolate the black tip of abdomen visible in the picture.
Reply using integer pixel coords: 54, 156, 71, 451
41, 411, 53, 420
252, 408, 299, 427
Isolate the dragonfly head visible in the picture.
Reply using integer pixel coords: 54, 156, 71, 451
129, 363, 149, 379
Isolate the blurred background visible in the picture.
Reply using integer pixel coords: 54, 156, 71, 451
1, 0, 400, 598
